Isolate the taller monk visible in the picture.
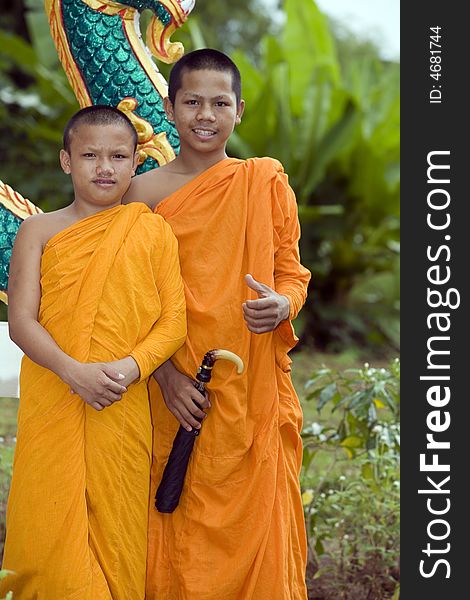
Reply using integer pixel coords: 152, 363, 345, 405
125, 48, 311, 600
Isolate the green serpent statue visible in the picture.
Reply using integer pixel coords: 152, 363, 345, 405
0, 0, 195, 304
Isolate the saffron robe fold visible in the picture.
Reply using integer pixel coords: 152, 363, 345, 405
1, 203, 186, 600
147, 158, 311, 600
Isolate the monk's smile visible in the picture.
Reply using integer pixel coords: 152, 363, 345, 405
192, 127, 217, 140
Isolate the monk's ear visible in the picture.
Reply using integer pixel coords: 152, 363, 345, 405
163, 96, 175, 122
132, 151, 140, 175
60, 149, 71, 174
235, 99, 245, 125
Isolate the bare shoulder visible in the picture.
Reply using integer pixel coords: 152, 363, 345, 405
16, 208, 76, 250
9, 215, 49, 288
16, 213, 52, 247
124, 166, 176, 208
124, 161, 198, 208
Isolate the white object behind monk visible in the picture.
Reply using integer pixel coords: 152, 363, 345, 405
0, 321, 22, 398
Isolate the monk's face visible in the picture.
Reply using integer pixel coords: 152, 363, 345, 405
165, 69, 245, 159
60, 124, 139, 211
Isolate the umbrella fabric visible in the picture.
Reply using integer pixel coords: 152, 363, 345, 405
155, 361, 210, 513
155, 427, 198, 513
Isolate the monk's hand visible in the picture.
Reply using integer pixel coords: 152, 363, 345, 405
242, 274, 290, 334
65, 360, 128, 411
153, 360, 211, 432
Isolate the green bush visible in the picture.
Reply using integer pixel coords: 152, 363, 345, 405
301, 359, 400, 599
0, 440, 14, 598
0, 569, 13, 600
0, 443, 14, 564
0, 398, 17, 566
227, 0, 400, 353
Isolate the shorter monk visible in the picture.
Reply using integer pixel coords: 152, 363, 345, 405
1, 105, 186, 599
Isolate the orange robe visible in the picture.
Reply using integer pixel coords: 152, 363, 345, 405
147, 158, 311, 599
1, 203, 186, 599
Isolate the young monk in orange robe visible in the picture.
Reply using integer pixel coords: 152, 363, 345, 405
1, 106, 186, 599
125, 49, 311, 600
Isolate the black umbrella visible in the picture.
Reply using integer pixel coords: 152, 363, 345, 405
155, 349, 244, 513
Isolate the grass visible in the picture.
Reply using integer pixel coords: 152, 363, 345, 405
0, 397, 18, 565
0, 399, 18, 441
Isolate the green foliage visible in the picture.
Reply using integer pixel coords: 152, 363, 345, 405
0, 398, 17, 565
0, 2, 78, 212
0, 441, 14, 570
301, 359, 400, 599
155, 0, 278, 62
226, 0, 400, 353
0, 569, 13, 600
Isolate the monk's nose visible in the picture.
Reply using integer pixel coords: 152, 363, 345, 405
96, 159, 114, 176
196, 105, 216, 121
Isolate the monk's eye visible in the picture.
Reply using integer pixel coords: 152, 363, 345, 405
186, 100, 199, 105
83, 153, 96, 158
215, 101, 229, 107
113, 154, 126, 159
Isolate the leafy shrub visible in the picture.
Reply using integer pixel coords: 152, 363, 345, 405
301, 359, 400, 599
227, 0, 400, 353
0, 442, 14, 566
0, 440, 14, 598
0, 569, 13, 600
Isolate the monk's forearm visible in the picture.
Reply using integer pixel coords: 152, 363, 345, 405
130, 322, 186, 382
152, 358, 176, 385
9, 317, 128, 408
9, 316, 77, 384
274, 232, 310, 320
104, 356, 140, 388
274, 245, 310, 319
129, 255, 186, 380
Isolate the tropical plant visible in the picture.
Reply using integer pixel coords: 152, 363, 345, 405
301, 359, 400, 599
227, 0, 400, 353
0, 0, 78, 212
169, 0, 279, 59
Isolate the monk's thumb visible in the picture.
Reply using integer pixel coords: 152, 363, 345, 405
245, 274, 267, 297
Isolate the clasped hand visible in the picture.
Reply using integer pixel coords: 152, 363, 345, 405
65, 356, 140, 411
